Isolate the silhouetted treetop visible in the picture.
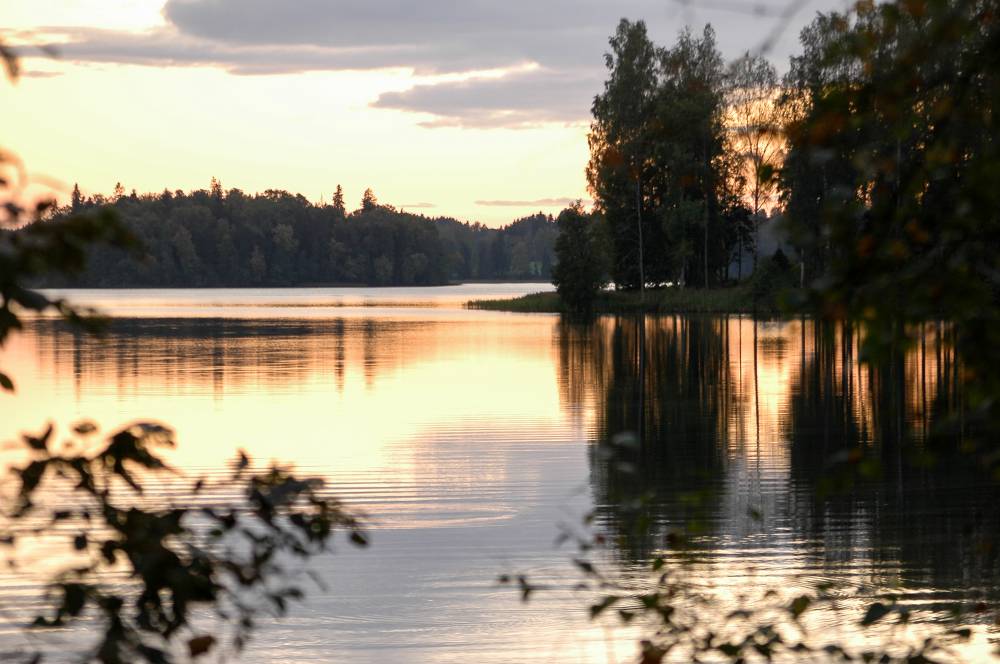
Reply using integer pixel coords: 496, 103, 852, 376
30, 183, 558, 287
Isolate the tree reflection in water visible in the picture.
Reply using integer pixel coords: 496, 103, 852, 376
553, 315, 999, 661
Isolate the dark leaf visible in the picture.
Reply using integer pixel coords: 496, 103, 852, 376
24, 425, 53, 451
789, 595, 811, 618
188, 635, 216, 657
861, 602, 892, 626
590, 595, 618, 618
72, 421, 97, 435
61, 584, 86, 617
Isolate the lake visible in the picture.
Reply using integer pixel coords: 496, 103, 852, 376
1, 285, 997, 662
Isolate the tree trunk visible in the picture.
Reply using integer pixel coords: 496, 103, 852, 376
738, 241, 743, 282
635, 178, 645, 298
703, 198, 709, 289
703, 142, 710, 289
753, 215, 759, 272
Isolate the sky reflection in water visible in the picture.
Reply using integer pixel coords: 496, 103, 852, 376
0, 287, 997, 662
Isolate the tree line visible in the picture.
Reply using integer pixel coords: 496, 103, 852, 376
553, 20, 784, 311
30, 181, 557, 287
584, 21, 771, 292
557, 0, 998, 324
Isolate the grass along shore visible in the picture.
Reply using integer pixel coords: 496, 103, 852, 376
467, 284, 783, 314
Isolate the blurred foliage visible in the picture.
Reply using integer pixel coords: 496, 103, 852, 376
1, 423, 365, 664
542, 514, 973, 664
528, 314, 988, 662
0, 207, 133, 391
0, 161, 136, 394
0, 46, 366, 664
779, 0, 1000, 471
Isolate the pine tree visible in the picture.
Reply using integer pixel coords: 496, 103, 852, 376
210, 176, 223, 201
361, 188, 377, 212
332, 185, 345, 214
71, 183, 83, 213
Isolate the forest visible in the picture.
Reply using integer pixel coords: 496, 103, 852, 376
556, 0, 997, 327
28, 183, 557, 287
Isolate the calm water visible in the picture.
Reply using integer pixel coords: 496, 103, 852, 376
1, 286, 998, 662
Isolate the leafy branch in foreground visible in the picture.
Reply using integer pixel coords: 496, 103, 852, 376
0, 54, 366, 663
1, 422, 366, 664
503, 435, 972, 664
780, 0, 1000, 452
0, 190, 367, 664
560, 521, 971, 664
0, 155, 136, 393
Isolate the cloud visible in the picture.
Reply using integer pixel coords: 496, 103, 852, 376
399, 202, 436, 209
157, 0, 831, 70
28, 0, 845, 127
476, 197, 588, 207
41, 26, 427, 75
373, 68, 600, 128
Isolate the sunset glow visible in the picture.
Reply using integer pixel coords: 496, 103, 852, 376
2, 0, 843, 225
6, 1, 991, 662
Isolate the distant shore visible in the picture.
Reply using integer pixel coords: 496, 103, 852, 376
467, 285, 783, 314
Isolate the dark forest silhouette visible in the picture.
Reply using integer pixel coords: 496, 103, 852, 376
33, 183, 557, 287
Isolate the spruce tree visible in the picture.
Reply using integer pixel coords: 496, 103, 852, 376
332, 184, 345, 214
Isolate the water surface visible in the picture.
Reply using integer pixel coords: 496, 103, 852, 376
0, 287, 996, 662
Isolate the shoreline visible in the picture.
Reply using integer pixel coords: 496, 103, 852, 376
467, 286, 783, 315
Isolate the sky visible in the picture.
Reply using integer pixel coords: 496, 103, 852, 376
2, 0, 848, 226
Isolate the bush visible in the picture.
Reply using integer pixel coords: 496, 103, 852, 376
551, 205, 609, 314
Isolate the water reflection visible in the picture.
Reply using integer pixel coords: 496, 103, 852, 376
29, 316, 429, 400
1, 311, 626, 664
1, 303, 998, 662
557, 316, 1000, 626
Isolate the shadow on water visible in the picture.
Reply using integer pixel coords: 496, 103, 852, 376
559, 315, 727, 561
24, 316, 417, 399
786, 321, 1000, 603
557, 314, 1000, 602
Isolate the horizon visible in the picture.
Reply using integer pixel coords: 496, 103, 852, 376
3, 0, 847, 227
